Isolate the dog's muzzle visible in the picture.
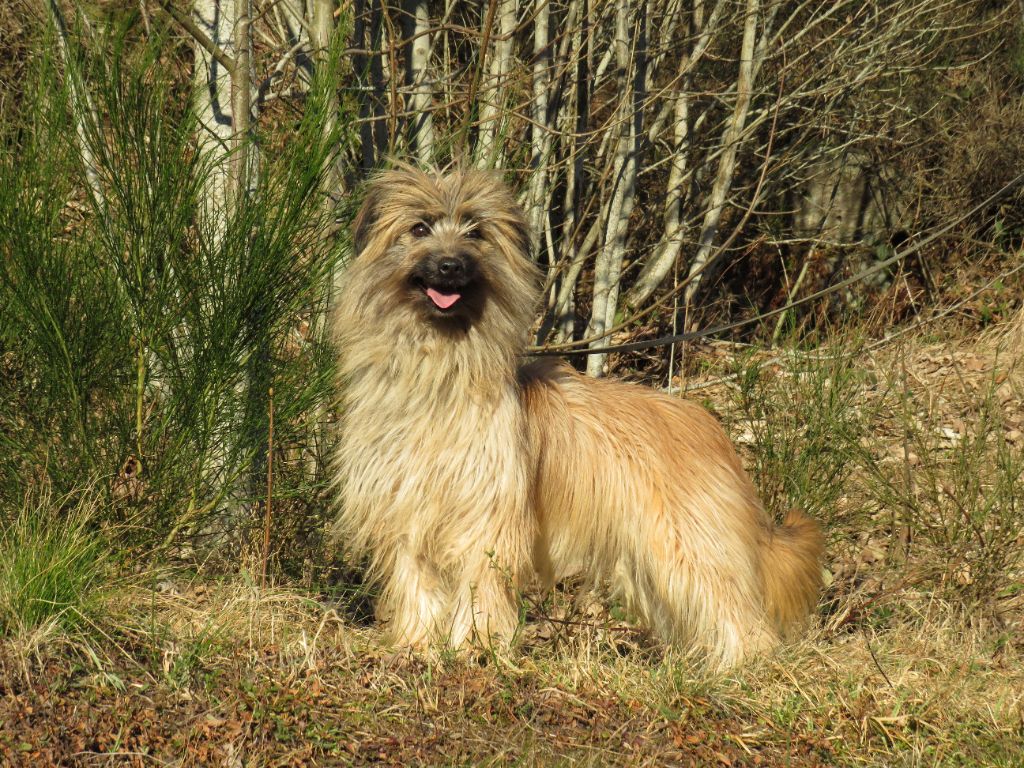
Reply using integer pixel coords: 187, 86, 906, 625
410, 254, 478, 312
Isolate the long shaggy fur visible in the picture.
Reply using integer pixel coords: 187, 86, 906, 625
332, 166, 824, 668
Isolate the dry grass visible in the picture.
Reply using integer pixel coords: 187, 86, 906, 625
2, 321, 1023, 766
4, 579, 1018, 766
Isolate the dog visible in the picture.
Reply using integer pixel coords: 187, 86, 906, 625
331, 165, 824, 668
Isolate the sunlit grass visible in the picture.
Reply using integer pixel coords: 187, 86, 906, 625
0, 488, 110, 636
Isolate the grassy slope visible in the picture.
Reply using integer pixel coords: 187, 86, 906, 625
1, 323, 1023, 767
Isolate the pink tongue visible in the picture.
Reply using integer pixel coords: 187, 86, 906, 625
426, 287, 461, 309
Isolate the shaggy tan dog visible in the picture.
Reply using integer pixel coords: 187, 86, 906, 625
332, 166, 824, 668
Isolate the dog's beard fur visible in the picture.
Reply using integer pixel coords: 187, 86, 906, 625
332, 166, 824, 668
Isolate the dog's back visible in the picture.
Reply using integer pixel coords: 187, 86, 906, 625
519, 358, 823, 666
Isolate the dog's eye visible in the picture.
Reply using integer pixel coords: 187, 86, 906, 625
466, 227, 483, 240
410, 222, 431, 238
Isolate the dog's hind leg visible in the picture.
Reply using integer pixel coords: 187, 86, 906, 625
682, 575, 778, 669
616, 532, 778, 669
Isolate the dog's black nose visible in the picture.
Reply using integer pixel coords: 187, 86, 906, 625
437, 257, 465, 280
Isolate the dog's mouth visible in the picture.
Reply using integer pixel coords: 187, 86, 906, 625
408, 255, 480, 317
423, 284, 463, 310
409, 275, 474, 313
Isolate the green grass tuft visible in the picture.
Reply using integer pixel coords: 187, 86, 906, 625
0, 488, 111, 636
726, 338, 868, 526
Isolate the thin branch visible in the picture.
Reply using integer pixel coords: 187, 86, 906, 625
155, 0, 236, 73
43, 0, 105, 207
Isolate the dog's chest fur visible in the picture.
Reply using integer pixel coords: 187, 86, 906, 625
336, 335, 530, 566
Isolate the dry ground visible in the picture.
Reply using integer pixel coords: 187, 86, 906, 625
2, 322, 1023, 767
2, 585, 1020, 766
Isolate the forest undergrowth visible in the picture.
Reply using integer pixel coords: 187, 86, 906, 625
3, 2, 1024, 764
2, 317, 1023, 766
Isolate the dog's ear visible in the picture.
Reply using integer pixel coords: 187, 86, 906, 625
351, 182, 382, 256
511, 212, 535, 263
500, 202, 535, 264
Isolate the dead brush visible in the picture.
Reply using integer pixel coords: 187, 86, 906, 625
108, 578, 354, 690
859, 361, 1024, 613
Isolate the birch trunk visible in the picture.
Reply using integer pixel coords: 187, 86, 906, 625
585, 1, 644, 377
192, 0, 259, 533
231, 0, 252, 202
276, 0, 312, 84
550, 0, 589, 343
526, 0, 551, 254
193, 0, 236, 246
313, 0, 340, 198
44, 0, 105, 206
625, 0, 725, 309
477, 0, 517, 166
303, 0, 340, 488
682, 0, 760, 310
408, 0, 435, 163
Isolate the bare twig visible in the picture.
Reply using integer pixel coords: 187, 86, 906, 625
155, 0, 236, 73
43, 0, 105, 206
261, 386, 274, 590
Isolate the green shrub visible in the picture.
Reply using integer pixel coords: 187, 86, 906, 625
0, 27, 354, 557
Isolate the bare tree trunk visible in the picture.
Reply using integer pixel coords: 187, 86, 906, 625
43, 0, 105, 207
408, 0, 435, 163
682, 0, 760, 311
231, 0, 253, 202
352, 0, 373, 170
193, 0, 236, 246
192, 0, 260, 536
629, 77, 690, 309
550, 0, 589, 343
303, 0, 340, 489
274, 0, 313, 84
353, 0, 388, 170
312, 0, 341, 196
234, 0, 268, 542
526, 0, 551, 252
477, 0, 517, 166
585, 1, 645, 377
626, 0, 724, 309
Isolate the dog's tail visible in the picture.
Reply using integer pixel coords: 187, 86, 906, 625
762, 509, 825, 634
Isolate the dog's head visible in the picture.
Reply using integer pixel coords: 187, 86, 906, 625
347, 166, 540, 333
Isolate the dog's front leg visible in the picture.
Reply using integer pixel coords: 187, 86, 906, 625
378, 545, 449, 649
445, 551, 520, 650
